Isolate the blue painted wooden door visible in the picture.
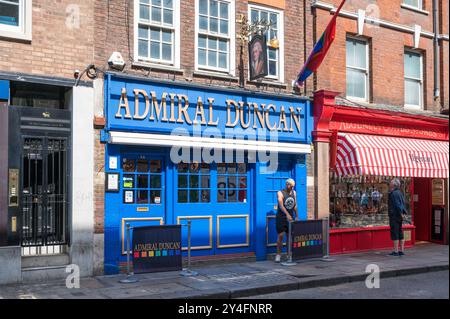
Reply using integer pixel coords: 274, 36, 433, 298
173, 162, 252, 256
118, 153, 166, 256
263, 156, 297, 253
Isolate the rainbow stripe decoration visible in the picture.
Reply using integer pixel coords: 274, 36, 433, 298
295, 0, 346, 87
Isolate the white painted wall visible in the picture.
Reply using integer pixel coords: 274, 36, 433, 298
70, 85, 95, 277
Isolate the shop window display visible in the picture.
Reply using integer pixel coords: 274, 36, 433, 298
329, 173, 412, 228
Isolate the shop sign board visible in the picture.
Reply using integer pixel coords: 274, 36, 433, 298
291, 220, 324, 260
105, 73, 312, 144
132, 225, 182, 273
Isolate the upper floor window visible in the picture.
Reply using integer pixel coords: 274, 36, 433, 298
346, 37, 369, 101
0, 0, 32, 41
196, 0, 235, 74
135, 0, 180, 67
249, 5, 284, 82
402, 0, 422, 10
404, 50, 423, 109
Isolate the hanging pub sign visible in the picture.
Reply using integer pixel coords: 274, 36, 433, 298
291, 220, 324, 260
248, 34, 268, 81
132, 225, 182, 273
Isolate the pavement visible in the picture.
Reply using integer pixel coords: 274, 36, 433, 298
0, 243, 448, 299
243, 270, 449, 299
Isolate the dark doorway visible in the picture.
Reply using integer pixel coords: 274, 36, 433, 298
21, 136, 69, 252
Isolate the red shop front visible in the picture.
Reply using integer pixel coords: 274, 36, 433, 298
313, 90, 449, 254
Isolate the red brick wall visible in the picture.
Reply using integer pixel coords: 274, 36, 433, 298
440, 0, 449, 111
0, 0, 94, 79
93, 0, 315, 93
313, 0, 449, 112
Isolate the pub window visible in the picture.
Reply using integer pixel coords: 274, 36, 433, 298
249, 5, 284, 81
135, 0, 180, 67
346, 37, 369, 101
404, 49, 423, 109
0, 0, 32, 41
196, 0, 235, 73
122, 158, 163, 204
177, 162, 211, 203
217, 163, 247, 203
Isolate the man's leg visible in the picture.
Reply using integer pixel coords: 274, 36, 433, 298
393, 240, 399, 253
275, 232, 284, 262
276, 232, 284, 254
400, 239, 405, 252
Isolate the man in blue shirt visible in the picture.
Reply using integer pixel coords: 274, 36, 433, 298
388, 178, 408, 256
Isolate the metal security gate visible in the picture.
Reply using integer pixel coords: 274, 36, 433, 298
21, 136, 69, 255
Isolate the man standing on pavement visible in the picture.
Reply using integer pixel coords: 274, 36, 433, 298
275, 178, 298, 262
388, 178, 408, 256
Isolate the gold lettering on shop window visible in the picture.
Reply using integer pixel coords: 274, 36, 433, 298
133, 89, 150, 120
226, 99, 240, 127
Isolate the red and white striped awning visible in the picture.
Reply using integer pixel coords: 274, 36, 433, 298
335, 133, 449, 178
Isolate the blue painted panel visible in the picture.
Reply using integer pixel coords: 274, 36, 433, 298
217, 216, 248, 247
0, 80, 9, 100
178, 217, 213, 251
105, 73, 312, 144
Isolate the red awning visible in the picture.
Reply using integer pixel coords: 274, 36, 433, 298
335, 133, 449, 178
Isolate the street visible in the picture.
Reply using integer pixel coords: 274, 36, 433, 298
242, 271, 449, 299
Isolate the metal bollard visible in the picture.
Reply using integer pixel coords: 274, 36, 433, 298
180, 220, 198, 276
321, 216, 336, 262
281, 219, 297, 266
119, 223, 139, 283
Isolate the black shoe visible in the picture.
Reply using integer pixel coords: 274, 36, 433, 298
398, 251, 405, 256
388, 251, 399, 256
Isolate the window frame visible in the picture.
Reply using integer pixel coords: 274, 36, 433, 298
345, 36, 370, 102
247, 4, 284, 83
403, 48, 424, 110
134, 0, 181, 68
194, 0, 236, 75
176, 162, 212, 204
0, 0, 32, 41
402, 0, 423, 10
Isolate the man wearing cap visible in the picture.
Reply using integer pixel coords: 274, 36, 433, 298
275, 178, 298, 263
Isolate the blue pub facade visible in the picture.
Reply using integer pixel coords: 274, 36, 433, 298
102, 73, 313, 274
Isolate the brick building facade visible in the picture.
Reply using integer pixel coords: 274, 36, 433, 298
0, 0, 96, 284
0, 0, 448, 280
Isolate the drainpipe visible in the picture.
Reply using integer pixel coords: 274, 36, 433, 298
433, 0, 440, 100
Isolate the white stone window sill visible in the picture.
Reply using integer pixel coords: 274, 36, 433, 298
247, 79, 287, 88
401, 4, 429, 15
132, 61, 184, 74
0, 28, 31, 42
404, 104, 423, 111
193, 70, 238, 81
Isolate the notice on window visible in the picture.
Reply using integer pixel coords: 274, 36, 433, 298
432, 179, 444, 205
124, 190, 134, 204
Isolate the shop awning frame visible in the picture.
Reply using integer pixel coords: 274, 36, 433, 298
109, 131, 312, 154
335, 133, 449, 178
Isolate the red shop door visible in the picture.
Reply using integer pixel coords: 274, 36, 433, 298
414, 178, 431, 242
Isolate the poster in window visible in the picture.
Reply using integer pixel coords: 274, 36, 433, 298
105, 173, 119, 192
248, 34, 268, 80
432, 179, 444, 205
124, 190, 134, 204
